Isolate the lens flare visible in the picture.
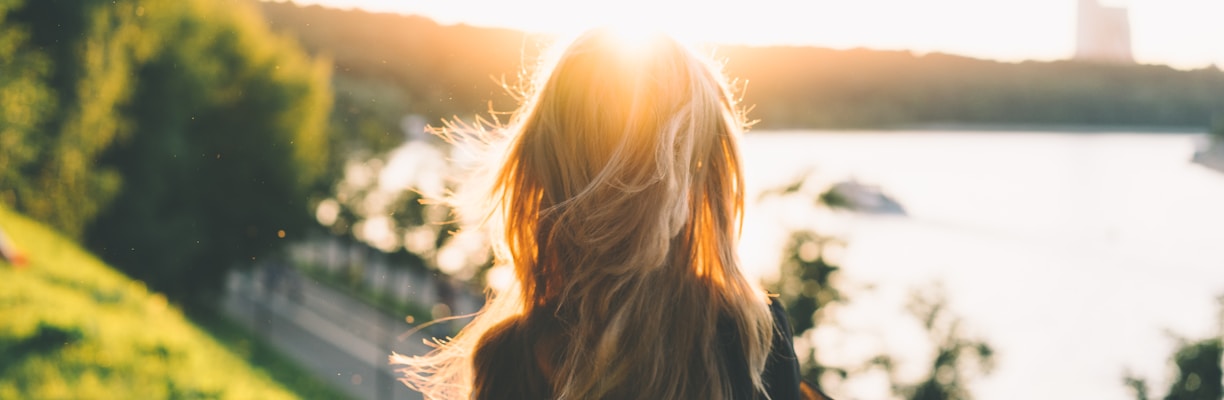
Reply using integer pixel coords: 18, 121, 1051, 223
605, 23, 661, 56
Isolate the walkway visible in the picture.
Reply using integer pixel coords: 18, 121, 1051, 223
222, 266, 457, 400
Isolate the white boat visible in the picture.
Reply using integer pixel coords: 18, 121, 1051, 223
1192, 136, 1224, 173
822, 179, 907, 215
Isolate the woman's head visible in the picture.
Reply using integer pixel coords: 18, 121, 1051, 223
496, 27, 750, 302
395, 27, 773, 400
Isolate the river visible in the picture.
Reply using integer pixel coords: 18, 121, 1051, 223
738, 130, 1224, 399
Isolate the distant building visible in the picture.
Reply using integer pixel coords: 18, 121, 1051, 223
1075, 0, 1133, 63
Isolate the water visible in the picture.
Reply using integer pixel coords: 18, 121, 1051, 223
738, 131, 1224, 399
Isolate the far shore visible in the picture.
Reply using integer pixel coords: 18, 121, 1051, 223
755, 122, 1209, 134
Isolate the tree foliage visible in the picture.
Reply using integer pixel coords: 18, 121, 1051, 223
1164, 338, 1223, 400
1, 0, 331, 301
1127, 339, 1223, 400
1126, 297, 1224, 400
0, 0, 164, 237
0, 0, 54, 217
771, 230, 846, 385
874, 287, 995, 400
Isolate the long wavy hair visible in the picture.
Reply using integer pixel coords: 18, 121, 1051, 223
392, 27, 776, 400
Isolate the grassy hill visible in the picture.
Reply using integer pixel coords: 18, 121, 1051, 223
0, 205, 345, 399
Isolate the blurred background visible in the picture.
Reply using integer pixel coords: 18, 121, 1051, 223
1, 0, 1222, 399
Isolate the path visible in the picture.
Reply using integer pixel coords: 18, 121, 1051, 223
222, 266, 449, 400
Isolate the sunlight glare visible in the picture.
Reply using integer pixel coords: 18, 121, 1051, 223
540, 3, 709, 50
603, 22, 665, 60
305, 0, 1224, 69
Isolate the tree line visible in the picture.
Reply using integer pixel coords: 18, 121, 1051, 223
260, 2, 1224, 132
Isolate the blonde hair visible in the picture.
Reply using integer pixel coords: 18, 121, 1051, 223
392, 27, 775, 399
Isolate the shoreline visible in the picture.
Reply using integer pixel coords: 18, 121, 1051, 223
755, 123, 1208, 134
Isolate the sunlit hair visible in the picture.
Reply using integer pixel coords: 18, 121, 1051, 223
392, 27, 775, 399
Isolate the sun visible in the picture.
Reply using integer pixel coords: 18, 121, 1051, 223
598, 22, 669, 59
533, 3, 717, 48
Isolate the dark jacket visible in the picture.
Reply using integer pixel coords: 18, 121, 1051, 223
724, 300, 831, 400
473, 300, 833, 399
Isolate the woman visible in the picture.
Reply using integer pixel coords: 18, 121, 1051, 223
393, 27, 826, 400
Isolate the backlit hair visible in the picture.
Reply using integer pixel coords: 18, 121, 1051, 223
392, 27, 775, 399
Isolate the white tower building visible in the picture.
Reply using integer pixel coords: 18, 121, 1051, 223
1075, 0, 1133, 63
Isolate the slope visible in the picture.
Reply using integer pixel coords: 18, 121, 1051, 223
0, 205, 338, 399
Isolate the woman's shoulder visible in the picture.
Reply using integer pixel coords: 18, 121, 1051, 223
763, 298, 835, 400
471, 317, 554, 400
767, 298, 792, 334
761, 298, 802, 400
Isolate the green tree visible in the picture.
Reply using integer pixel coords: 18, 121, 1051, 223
82, 0, 331, 302
0, 0, 331, 302
1165, 339, 1222, 400
1127, 339, 1222, 400
1, 0, 166, 237
1127, 296, 1224, 400
0, 0, 53, 211
771, 230, 848, 385
873, 286, 996, 400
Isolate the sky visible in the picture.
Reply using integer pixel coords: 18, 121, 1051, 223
284, 0, 1224, 70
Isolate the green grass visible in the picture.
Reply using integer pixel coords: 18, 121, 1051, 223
0, 205, 348, 399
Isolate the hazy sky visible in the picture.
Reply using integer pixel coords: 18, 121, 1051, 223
289, 0, 1223, 70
